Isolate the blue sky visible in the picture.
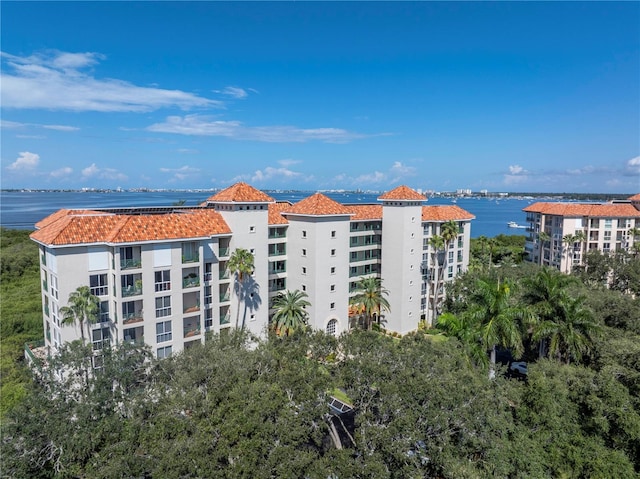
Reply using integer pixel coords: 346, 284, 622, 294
2, 2, 639, 193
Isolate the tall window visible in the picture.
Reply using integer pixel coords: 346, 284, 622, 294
92, 326, 110, 351
50, 274, 59, 300
90, 274, 108, 296
99, 301, 109, 323
157, 345, 172, 359
155, 270, 171, 292
326, 319, 337, 336
155, 296, 171, 318
156, 320, 172, 343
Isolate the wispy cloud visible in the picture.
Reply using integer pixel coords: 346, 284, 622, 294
50, 167, 74, 179
1, 50, 221, 112
624, 156, 640, 176
8, 151, 40, 170
147, 114, 368, 143
503, 164, 530, 185
42, 124, 80, 132
330, 161, 417, 187
159, 165, 201, 182
218, 86, 249, 99
81, 163, 128, 181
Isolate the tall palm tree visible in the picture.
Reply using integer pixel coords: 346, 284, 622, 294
60, 285, 100, 344
532, 294, 600, 364
466, 279, 528, 379
271, 289, 311, 337
628, 227, 640, 257
428, 234, 445, 322
573, 230, 586, 270
562, 234, 577, 273
538, 231, 551, 266
430, 221, 460, 322
436, 312, 486, 368
522, 268, 575, 358
228, 248, 255, 330
350, 276, 391, 331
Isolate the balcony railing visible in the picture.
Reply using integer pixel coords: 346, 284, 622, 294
120, 259, 142, 270
24, 339, 46, 367
219, 247, 230, 257
182, 254, 200, 264
268, 248, 286, 257
183, 277, 200, 288
219, 292, 230, 302
219, 270, 230, 280
122, 312, 144, 325
268, 231, 287, 239
220, 314, 231, 325
122, 285, 142, 297
184, 326, 202, 338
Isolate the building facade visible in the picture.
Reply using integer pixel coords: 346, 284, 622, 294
523, 194, 640, 273
29, 183, 474, 360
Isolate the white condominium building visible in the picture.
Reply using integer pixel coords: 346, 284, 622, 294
29, 182, 474, 360
523, 193, 640, 273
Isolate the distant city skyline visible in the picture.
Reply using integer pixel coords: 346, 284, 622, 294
1, 2, 638, 193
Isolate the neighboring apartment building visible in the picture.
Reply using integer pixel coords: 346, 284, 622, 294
29, 182, 474, 361
523, 194, 640, 273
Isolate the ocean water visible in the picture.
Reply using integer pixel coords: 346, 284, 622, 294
0, 190, 533, 239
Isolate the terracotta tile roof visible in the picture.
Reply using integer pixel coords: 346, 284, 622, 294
268, 202, 292, 225
523, 202, 640, 217
378, 185, 426, 201
206, 182, 275, 203
34, 209, 106, 229
350, 204, 383, 220
285, 193, 354, 216
422, 205, 475, 222
628, 193, 640, 202
31, 209, 231, 246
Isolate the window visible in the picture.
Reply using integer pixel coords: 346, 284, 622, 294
331, 266, 336, 274
448, 265, 454, 278
50, 274, 58, 300
351, 251, 357, 261
99, 301, 109, 323
330, 302, 335, 310
92, 326, 110, 351
205, 285, 212, 305
302, 284, 306, 292
302, 249, 306, 257
156, 320, 172, 343
249, 225, 256, 233
155, 270, 171, 292
155, 296, 171, 318
157, 345, 172, 359
205, 308, 213, 329
90, 274, 108, 296
331, 249, 336, 256
302, 230, 307, 238
331, 231, 336, 238
448, 251, 454, 262
326, 319, 337, 336
330, 284, 335, 292
302, 267, 307, 274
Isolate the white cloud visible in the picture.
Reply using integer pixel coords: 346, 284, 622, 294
278, 159, 301, 167
147, 115, 367, 143
624, 156, 640, 176
42, 124, 79, 132
50, 167, 73, 178
508, 165, 525, 175
354, 171, 386, 184
8, 151, 39, 170
81, 163, 127, 181
1, 119, 26, 129
219, 86, 249, 99
251, 166, 304, 183
159, 165, 201, 182
503, 164, 530, 185
390, 161, 416, 181
1, 50, 221, 112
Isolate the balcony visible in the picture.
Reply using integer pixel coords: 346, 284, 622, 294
219, 291, 231, 303
183, 318, 202, 339
269, 227, 287, 239
24, 340, 46, 367
122, 311, 144, 325
219, 247, 230, 257
122, 285, 142, 297
182, 254, 199, 264
120, 258, 142, 270
219, 270, 230, 280
183, 274, 200, 289
268, 245, 286, 257
220, 313, 231, 325
123, 326, 144, 344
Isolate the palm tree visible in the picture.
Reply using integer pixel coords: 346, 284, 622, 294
522, 268, 575, 358
562, 234, 577, 273
271, 289, 311, 337
538, 231, 551, 266
349, 277, 391, 331
466, 279, 528, 379
428, 234, 445, 322
429, 221, 460, 322
228, 248, 255, 330
628, 227, 640, 256
533, 294, 600, 364
60, 285, 100, 344
573, 230, 586, 270
436, 312, 486, 368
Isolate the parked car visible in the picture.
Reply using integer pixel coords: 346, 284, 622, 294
509, 361, 528, 376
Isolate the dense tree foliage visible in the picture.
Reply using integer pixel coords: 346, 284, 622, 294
2, 229, 640, 476
0, 229, 43, 417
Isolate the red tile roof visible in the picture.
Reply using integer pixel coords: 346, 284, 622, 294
523, 202, 640, 217
351, 204, 383, 220
378, 185, 426, 201
422, 205, 475, 222
206, 182, 275, 203
31, 209, 231, 246
628, 193, 640, 202
285, 193, 353, 216
268, 202, 292, 225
